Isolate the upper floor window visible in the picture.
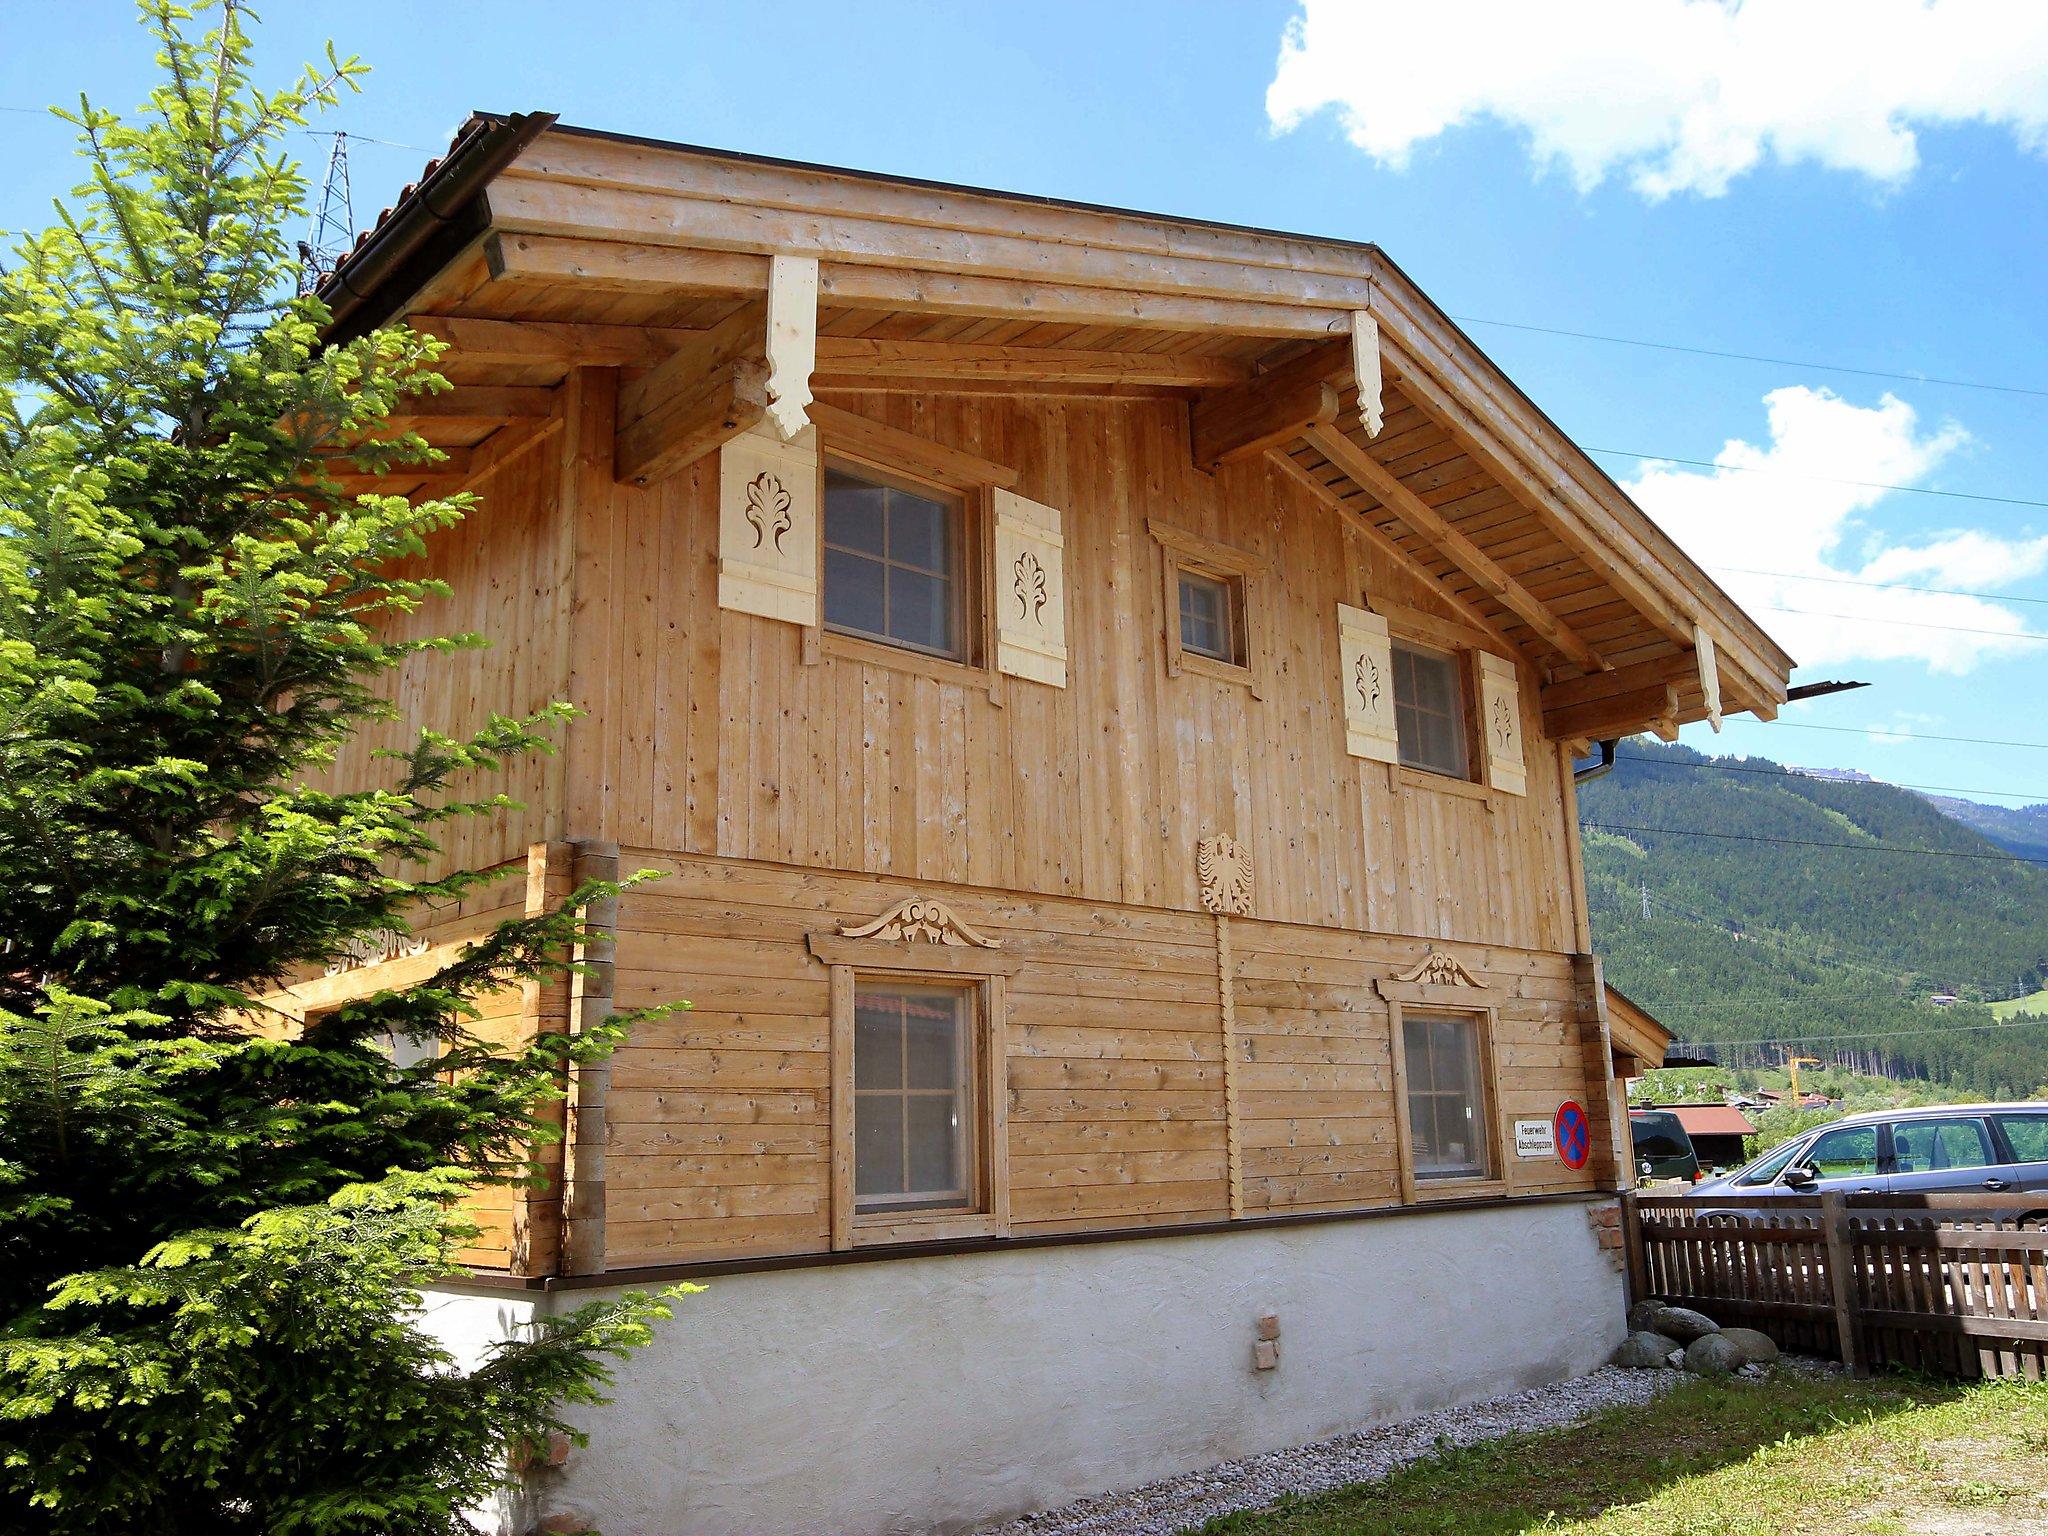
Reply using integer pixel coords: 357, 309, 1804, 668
1392, 640, 1471, 779
1176, 567, 1246, 667
824, 461, 966, 660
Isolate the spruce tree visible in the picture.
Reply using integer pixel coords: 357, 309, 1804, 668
0, 5, 680, 1529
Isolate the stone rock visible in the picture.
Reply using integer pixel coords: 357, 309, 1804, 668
1650, 1305, 1720, 1343
1611, 1330, 1682, 1369
1685, 1332, 1747, 1375
1666, 1349, 1686, 1370
1718, 1327, 1781, 1366
1625, 1299, 1667, 1332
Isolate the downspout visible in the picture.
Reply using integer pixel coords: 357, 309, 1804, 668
1573, 739, 1617, 784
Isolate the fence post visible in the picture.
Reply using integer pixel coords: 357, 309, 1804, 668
1620, 1190, 1648, 1309
1821, 1192, 1866, 1377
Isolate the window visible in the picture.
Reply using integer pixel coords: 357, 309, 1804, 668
1737, 1140, 1806, 1187
1890, 1117, 1994, 1174
1802, 1125, 1880, 1179
1176, 567, 1245, 667
1994, 1113, 2048, 1164
1401, 1011, 1489, 1180
823, 462, 966, 660
853, 981, 978, 1214
1392, 640, 1471, 779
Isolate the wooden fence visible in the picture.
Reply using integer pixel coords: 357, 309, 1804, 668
1622, 1191, 2048, 1380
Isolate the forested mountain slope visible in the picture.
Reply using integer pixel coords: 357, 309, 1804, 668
1920, 794, 2048, 863
1578, 740, 2048, 1098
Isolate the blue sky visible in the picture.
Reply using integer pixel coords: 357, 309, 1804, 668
5, 0, 2045, 807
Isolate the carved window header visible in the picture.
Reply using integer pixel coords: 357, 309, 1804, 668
807, 896, 1019, 975
1376, 949, 1489, 1003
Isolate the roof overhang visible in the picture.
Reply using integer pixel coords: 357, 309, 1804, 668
1605, 983, 1674, 1074
319, 114, 1795, 734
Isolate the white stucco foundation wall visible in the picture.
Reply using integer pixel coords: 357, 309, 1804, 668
429, 1196, 1624, 1536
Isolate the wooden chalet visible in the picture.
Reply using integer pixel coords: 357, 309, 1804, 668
298, 112, 1794, 1536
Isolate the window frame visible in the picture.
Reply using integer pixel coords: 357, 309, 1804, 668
1175, 564, 1247, 669
1390, 636, 1477, 784
1376, 970, 1508, 1203
1148, 518, 1270, 696
806, 405, 1017, 694
810, 921, 1018, 1249
849, 978, 983, 1217
820, 455, 973, 665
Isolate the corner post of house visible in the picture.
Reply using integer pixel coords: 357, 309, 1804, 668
1619, 1189, 1648, 1309
1820, 1190, 1867, 1376
561, 839, 621, 1276
511, 839, 578, 1279
1571, 953, 1624, 1190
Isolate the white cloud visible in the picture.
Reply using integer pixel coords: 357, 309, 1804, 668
1623, 386, 2048, 673
1267, 0, 2048, 198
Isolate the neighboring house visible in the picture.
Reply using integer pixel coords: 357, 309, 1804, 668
1650, 1103, 1759, 1170
285, 113, 1794, 1536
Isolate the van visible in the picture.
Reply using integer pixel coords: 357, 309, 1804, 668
1629, 1108, 1701, 1184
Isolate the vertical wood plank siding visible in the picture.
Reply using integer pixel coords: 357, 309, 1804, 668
335, 389, 1610, 1272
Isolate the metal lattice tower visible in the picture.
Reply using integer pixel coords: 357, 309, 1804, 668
297, 131, 354, 295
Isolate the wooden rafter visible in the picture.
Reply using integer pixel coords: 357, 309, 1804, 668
1265, 447, 1522, 659
614, 301, 769, 484
1303, 424, 1604, 671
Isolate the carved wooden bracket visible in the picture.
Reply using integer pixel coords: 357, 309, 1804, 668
1387, 950, 1487, 989
1197, 834, 1255, 916
836, 896, 1002, 948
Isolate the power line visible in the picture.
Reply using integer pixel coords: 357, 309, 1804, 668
1668, 1015, 2048, 1048
1756, 603, 2046, 643
1767, 721, 2048, 753
1711, 564, 2048, 609
1608, 749, 2048, 804
1588, 446, 2048, 513
1583, 820, 2048, 867
1453, 313, 2048, 402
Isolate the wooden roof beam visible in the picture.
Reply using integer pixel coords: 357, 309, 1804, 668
383, 386, 555, 430
1547, 682, 1680, 744
1303, 424, 1605, 672
407, 314, 679, 368
1267, 448, 1524, 661
615, 300, 769, 484
814, 338, 1254, 388
1195, 375, 1339, 470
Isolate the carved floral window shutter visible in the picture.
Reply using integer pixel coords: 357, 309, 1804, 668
1476, 651, 1528, 796
717, 421, 820, 626
1337, 603, 1398, 764
992, 488, 1068, 687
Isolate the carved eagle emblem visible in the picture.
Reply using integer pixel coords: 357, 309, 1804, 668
1197, 834, 1254, 916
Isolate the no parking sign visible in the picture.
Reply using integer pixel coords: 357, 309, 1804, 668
1553, 1100, 1591, 1170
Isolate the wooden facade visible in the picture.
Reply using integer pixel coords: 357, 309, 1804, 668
295, 116, 1793, 1279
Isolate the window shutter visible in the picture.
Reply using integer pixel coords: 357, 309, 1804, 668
993, 489, 1067, 687
717, 421, 819, 625
1338, 604, 1398, 763
1476, 651, 1528, 797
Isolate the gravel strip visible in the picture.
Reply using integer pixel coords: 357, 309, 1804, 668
980, 1362, 1804, 1536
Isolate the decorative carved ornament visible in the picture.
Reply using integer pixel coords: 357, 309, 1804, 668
838, 897, 1002, 949
1197, 834, 1255, 916
1012, 548, 1048, 625
744, 470, 793, 552
323, 929, 430, 978
1389, 950, 1487, 989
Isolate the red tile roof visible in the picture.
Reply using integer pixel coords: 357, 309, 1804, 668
1646, 1104, 1758, 1138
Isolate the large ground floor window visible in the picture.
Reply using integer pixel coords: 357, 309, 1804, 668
1401, 1010, 1491, 1181
853, 980, 978, 1214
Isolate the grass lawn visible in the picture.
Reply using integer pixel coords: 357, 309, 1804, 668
1989, 987, 2048, 1019
1195, 1371, 2048, 1536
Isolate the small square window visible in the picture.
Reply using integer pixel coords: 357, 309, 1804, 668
853, 981, 978, 1214
1392, 641, 1471, 779
1177, 567, 1245, 667
824, 462, 968, 660
1402, 1011, 1489, 1180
